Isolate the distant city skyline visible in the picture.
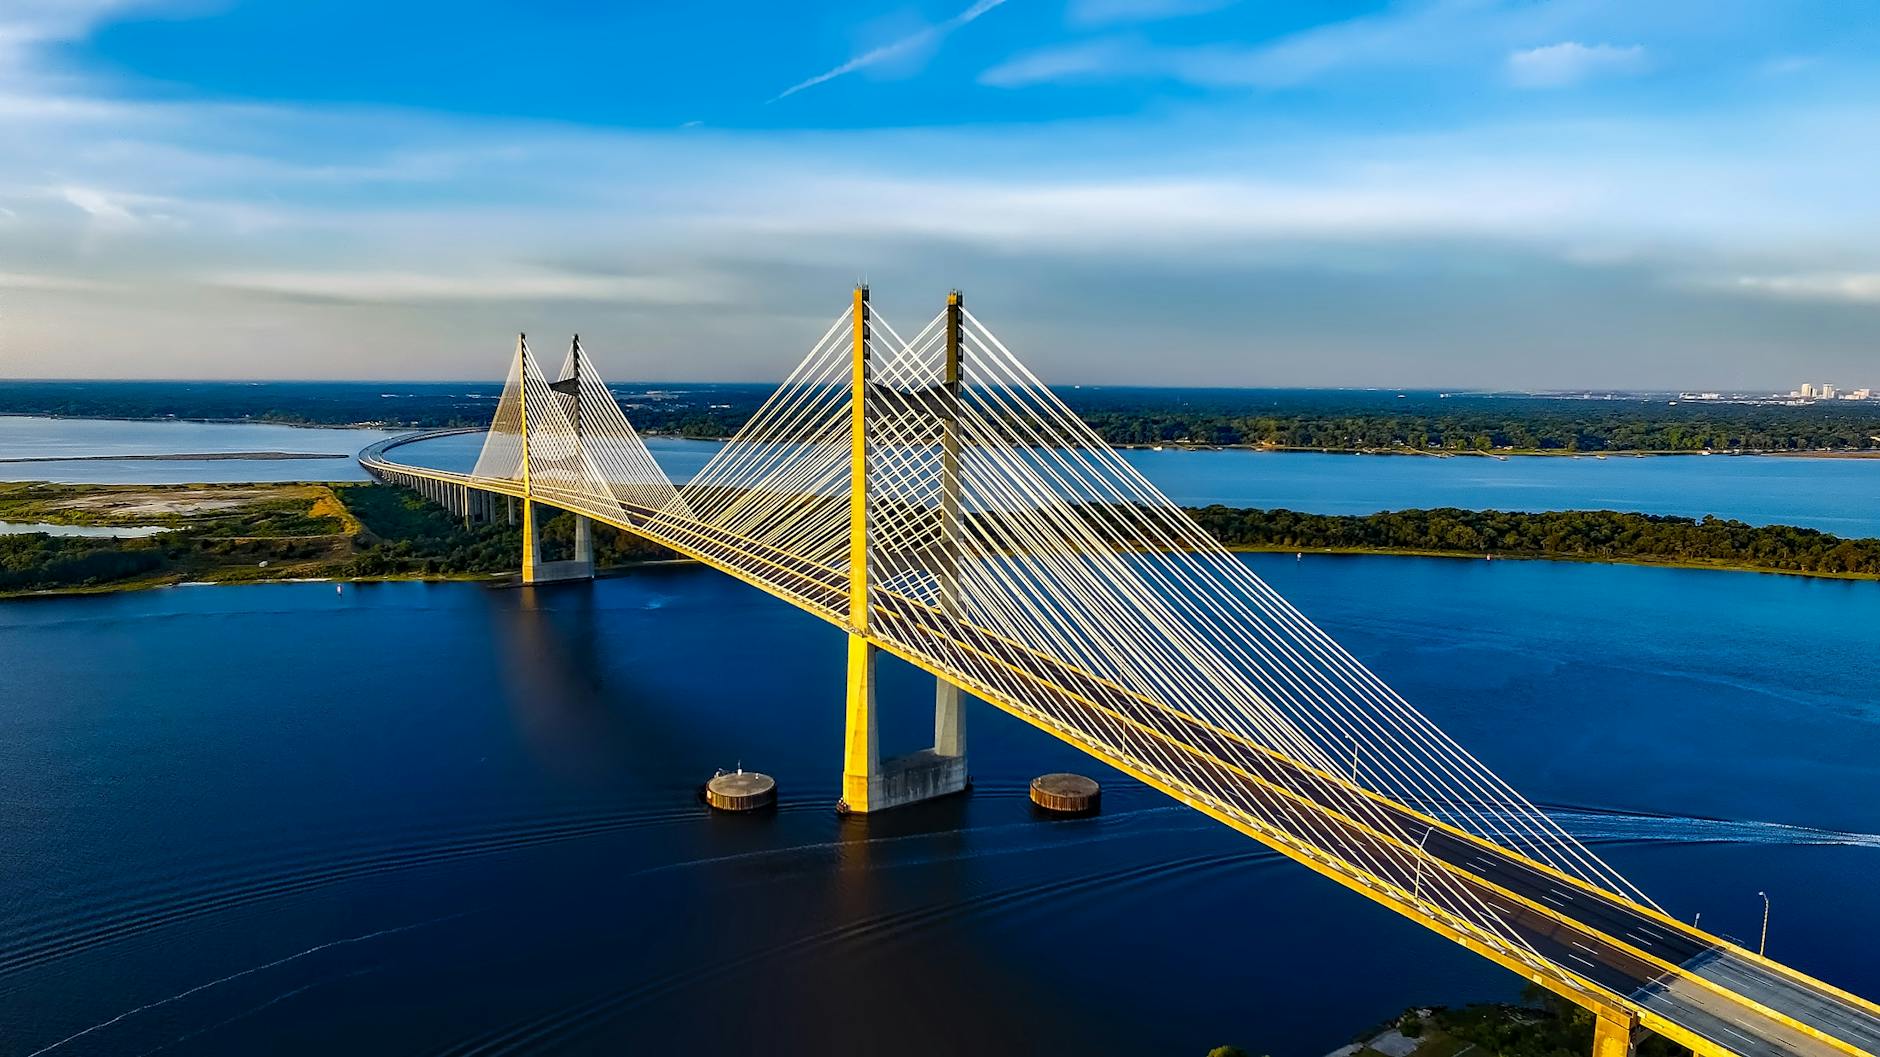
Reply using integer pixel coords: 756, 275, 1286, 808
1, 1, 1876, 387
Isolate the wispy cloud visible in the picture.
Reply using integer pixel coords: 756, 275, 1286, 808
771, 0, 1010, 102
0, 270, 116, 292
982, 1, 1679, 90
1730, 273, 1880, 305
2, 0, 1877, 386
1066, 0, 1235, 28
983, 0, 1532, 89
206, 269, 738, 305
980, 38, 1138, 87
1506, 42, 1648, 88
1759, 54, 1817, 77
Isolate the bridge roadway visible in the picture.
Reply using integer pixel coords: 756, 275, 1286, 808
358, 440, 1879, 1057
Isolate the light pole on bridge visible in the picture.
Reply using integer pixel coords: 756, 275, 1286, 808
1757, 890, 1771, 956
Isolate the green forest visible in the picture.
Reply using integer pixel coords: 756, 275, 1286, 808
1187, 505, 1880, 575
1077, 402, 1880, 451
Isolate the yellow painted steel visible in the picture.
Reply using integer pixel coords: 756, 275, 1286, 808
1594, 1012, 1638, 1057
841, 285, 877, 812
848, 285, 869, 628
516, 334, 536, 585
933, 289, 965, 758
841, 632, 878, 812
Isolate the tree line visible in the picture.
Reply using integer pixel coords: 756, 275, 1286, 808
1077, 401, 1880, 451
8, 381, 1880, 451
1187, 505, 1880, 575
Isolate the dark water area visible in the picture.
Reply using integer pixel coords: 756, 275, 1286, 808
1, 557, 1875, 1056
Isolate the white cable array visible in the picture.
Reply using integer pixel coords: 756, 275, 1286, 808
854, 307, 1566, 973
445, 300, 1662, 999
553, 340, 692, 518
471, 344, 527, 483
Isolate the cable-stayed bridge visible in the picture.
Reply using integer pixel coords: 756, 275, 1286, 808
360, 287, 1879, 1057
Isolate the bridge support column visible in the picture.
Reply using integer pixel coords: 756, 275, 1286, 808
933, 288, 967, 765
520, 498, 540, 584
1592, 1011, 1638, 1057
840, 634, 880, 812
527, 513, 597, 584
574, 515, 593, 567
837, 286, 969, 814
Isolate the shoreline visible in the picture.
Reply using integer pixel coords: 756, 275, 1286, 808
0, 557, 702, 600
4, 545, 1868, 601
1111, 443, 1880, 459
1225, 544, 1880, 582
5, 412, 1878, 458
0, 451, 350, 464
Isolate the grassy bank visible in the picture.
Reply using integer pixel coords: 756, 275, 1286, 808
0, 481, 673, 596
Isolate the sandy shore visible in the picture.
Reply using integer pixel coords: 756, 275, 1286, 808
0, 451, 349, 463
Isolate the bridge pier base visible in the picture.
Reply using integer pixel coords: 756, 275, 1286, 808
573, 514, 593, 568
1592, 1011, 1638, 1057
838, 637, 970, 814
517, 503, 595, 585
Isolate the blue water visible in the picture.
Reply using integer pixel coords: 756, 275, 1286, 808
0, 557, 1874, 1055
390, 433, 1880, 538
0, 416, 401, 484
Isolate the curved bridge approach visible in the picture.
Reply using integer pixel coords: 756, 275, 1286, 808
360, 288, 1879, 1057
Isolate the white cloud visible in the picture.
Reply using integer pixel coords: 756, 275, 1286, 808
1, 0, 1876, 384
981, 39, 1140, 87
1506, 42, 1648, 89
771, 0, 1010, 101
1759, 54, 1817, 77
205, 269, 740, 306
60, 185, 156, 227
982, 0, 1578, 89
1066, 0, 1235, 28
0, 270, 115, 292
1729, 273, 1880, 304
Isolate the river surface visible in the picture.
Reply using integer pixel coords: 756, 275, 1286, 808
0, 557, 1874, 1056
396, 432, 1880, 537
0, 416, 404, 484
3, 418, 1879, 535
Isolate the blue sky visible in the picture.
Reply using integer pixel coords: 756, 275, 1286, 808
1, 0, 1876, 386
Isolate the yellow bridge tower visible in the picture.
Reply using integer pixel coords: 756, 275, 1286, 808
838, 286, 971, 813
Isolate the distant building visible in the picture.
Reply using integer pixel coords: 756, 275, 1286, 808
1850, 388, 1873, 400
1820, 383, 1838, 399
1799, 383, 1817, 398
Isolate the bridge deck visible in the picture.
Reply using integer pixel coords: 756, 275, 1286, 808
358, 442, 1879, 1057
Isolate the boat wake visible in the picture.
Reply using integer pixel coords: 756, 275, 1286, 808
1545, 806, 1880, 850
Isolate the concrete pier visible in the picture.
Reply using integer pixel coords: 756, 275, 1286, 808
1031, 773, 1101, 815
705, 770, 777, 811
